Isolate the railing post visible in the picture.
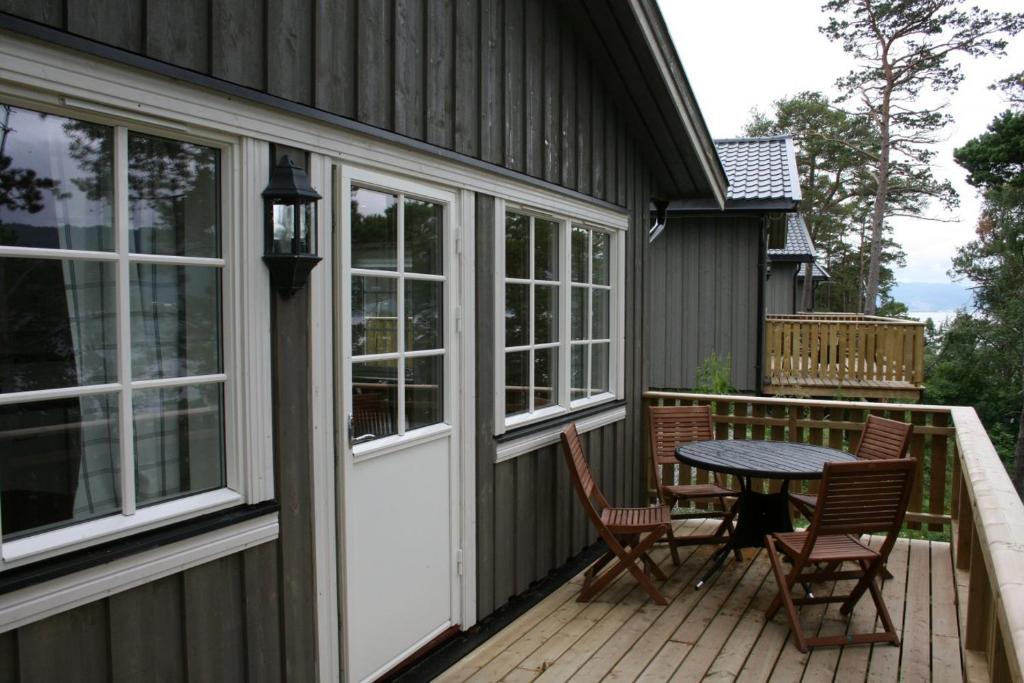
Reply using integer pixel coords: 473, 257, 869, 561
965, 530, 992, 653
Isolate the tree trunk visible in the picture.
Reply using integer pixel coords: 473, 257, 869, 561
801, 261, 814, 311
865, 70, 894, 316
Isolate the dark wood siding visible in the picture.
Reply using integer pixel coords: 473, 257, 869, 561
647, 215, 763, 393
0, 0, 639, 206
2, 541, 280, 683
766, 262, 799, 315
473, 147, 652, 618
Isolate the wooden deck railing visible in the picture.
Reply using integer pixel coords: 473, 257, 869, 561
763, 314, 926, 400
641, 390, 1024, 682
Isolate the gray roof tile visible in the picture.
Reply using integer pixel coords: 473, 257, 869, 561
768, 214, 817, 260
714, 135, 801, 202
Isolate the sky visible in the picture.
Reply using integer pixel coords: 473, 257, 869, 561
658, 0, 1024, 286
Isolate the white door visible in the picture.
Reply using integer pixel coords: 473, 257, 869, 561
336, 166, 464, 682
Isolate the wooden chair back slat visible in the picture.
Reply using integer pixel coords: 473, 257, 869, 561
855, 415, 913, 461
809, 459, 916, 541
648, 405, 715, 484
561, 423, 609, 520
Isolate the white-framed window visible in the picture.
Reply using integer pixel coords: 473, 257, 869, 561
494, 199, 625, 433
0, 99, 270, 569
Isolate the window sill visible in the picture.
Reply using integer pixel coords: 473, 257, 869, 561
0, 506, 278, 633
2, 488, 244, 568
494, 402, 626, 463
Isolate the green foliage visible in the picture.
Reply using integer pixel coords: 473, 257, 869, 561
953, 111, 1024, 190
819, 0, 1022, 312
694, 353, 735, 395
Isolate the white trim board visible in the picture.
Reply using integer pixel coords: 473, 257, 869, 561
0, 513, 279, 634
494, 405, 627, 463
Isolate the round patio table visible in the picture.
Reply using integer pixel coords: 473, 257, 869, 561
674, 440, 857, 588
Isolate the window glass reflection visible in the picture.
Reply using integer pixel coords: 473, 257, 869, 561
352, 360, 399, 442
0, 104, 114, 251
351, 187, 397, 271
128, 133, 220, 258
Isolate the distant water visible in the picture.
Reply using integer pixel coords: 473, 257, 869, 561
909, 310, 957, 326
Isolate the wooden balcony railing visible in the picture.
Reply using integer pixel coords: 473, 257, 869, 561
641, 391, 1024, 681
763, 313, 926, 400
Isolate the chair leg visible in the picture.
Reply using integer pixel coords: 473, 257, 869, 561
840, 556, 885, 616
764, 536, 809, 653
716, 497, 743, 562
664, 523, 682, 566
579, 528, 669, 605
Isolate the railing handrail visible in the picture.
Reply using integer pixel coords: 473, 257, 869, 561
643, 390, 948, 413
766, 314, 926, 327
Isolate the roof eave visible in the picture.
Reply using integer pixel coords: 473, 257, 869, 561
667, 198, 800, 213
629, 0, 727, 207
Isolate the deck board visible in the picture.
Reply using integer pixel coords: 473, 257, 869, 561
442, 521, 962, 682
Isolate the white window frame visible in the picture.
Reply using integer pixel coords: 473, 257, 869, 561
0, 94, 274, 571
493, 198, 626, 435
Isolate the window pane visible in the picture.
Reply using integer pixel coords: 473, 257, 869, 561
128, 133, 220, 258
534, 347, 558, 410
134, 383, 224, 506
352, 360, 398, 441
504, 283, 529, 347
571, 227, 588, 283
130, 264, 222, 380
592, 288, 610, 340
0, 258, 117, 392
591, 342, 610, 394
534, 284, 559, 344
505, 212, 529, 279
0, 105, 114, 251
592, 231, 610, 285
0, 394, 120, 540
404, 197, 443, 275
405, 279, 442, 351
534, 218, 559, 281
570, 345, 587, 400
351, 187, 397, 271
504, 350, 529, 417
406, 355, 444, 430
571, 286, 588, 341
352, 276, 397, 356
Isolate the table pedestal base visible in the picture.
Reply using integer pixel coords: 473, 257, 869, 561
696, 479, 793, 589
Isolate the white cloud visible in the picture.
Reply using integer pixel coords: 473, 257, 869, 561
658, 0, 1024, 285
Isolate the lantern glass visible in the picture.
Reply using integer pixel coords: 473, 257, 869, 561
270, 201, 316, 255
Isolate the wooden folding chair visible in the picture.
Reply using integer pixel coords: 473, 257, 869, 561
765, 458, 916, 652
790, 415, 913, 519
560, 423, 671, 605
648, 405, 740, 564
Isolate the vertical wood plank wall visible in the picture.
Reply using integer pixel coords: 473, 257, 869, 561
0, 0, 642, 207
0, 0, 661, 668
647, 215, 762, 392
765, 262, 799, 315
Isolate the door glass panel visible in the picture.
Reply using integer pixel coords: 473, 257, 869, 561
404, 198, 443, 275
570, 287, 587, 341
405, 279, 442, 351
352, 276, 397, 356
406, 355, 443, 430
571, 227, 588, 283
352, 360, 399, 440
592, 231, 610, 286
351, 187, 397, 271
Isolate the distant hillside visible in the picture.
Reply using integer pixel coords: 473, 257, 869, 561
891, 281, 973, 312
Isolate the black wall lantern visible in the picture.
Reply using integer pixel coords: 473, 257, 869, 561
263, 154, 322, 297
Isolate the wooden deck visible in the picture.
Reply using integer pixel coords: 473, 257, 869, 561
440, 520, 961, 682
762, 375, 923, 401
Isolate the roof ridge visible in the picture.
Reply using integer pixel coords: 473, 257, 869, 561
713, 134, 793, 144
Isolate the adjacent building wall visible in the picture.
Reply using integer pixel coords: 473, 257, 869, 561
647, 215, 763, 393
766, 262, 800, 315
